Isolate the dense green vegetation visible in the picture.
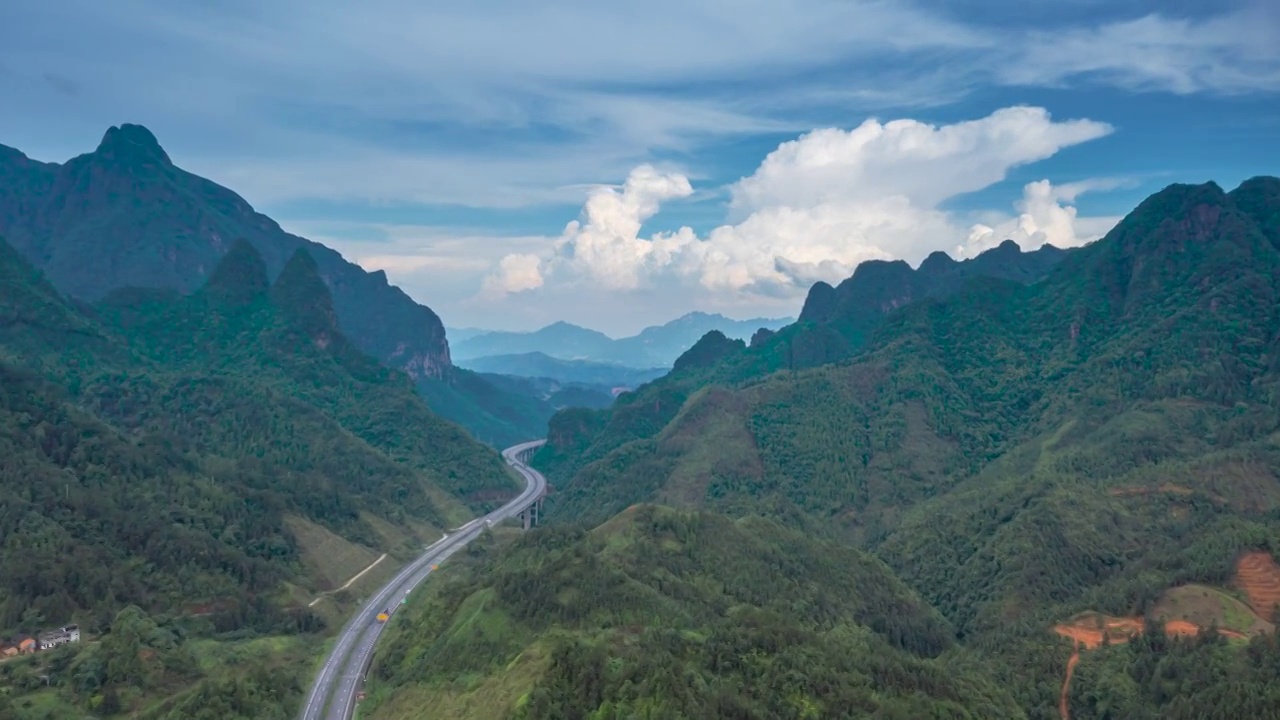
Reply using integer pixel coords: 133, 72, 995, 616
366, 505, 1024, 719
1068, 625, 1280, 719
0, 236, 515, 716
531, 177, 1280, 718
419, 365, 562, 448
473, 371, 620, 411
532, 239, 1071, 495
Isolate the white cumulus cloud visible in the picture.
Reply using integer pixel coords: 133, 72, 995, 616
960, 179, 1125, 258
730, 107, 1113, 213
480, 106, 1120, 305
482, 253, 545, 297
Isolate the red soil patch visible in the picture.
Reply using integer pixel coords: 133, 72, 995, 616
1060, 641, 1080, 720
1236, 551, 1280, 621
1164, 619, 1200, 637
1054, 615, 1234, 651
1053, 615, 1237, 720
1053, 615, 1144, 650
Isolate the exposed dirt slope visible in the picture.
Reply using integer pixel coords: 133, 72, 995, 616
1236, 552, 1280, 621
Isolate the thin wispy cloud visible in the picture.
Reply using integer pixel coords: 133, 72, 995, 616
1002, 5, 1280, 94
6, 1, 1276, 207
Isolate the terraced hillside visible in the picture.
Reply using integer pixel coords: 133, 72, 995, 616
1236, 551, 1280, 622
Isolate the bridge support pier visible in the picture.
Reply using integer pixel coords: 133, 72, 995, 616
518, 496, 545, 531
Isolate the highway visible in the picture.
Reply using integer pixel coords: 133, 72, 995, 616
298, 439, 548, 720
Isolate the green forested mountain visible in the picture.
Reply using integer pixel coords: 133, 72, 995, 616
530, 177, 1280, 718
0, 236, 516, 717
533, 236, 1073, 509
365, 505, 1024, 720
0, 125, 553, 447
471, 372, 621, 411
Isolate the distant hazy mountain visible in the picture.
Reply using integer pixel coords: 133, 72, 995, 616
452, 321, 614, 363
450, 311, 794, 367
445, 326, 492, 344
460, 352, 667, 388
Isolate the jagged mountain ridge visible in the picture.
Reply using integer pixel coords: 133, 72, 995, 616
0, 124, 561, 446
0, 124, 451, 379
532, 236, 1075, 489
770, 238, 1070, 373
800, 239, 1066, 324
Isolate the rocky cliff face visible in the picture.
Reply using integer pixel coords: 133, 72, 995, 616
0, 124, 451, 378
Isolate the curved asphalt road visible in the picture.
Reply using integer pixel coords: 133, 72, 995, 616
298, 439, 548, 720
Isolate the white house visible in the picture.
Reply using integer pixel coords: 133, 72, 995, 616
37, 624, 80, 650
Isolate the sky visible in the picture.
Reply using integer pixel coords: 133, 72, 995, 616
3, 0, 1279, 336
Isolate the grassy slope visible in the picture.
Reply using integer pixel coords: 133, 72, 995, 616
366, 506, 1023, 720
1152, 584, 1273, 636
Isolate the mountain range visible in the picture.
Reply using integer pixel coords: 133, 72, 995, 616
0, 124, 552, 447
449, 311, 794, 368
521, 176, 1280, 719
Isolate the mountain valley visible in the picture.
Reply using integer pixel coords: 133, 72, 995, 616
0, 229, 518, 717
11, 2, 1280, 718
3, 129, 1280, 720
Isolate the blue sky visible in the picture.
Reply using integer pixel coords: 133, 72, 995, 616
2, 0, 1278, 335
